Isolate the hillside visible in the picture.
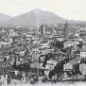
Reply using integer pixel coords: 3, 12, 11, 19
2, 9, 65, 28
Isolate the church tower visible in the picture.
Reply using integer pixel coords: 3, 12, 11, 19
64, 20, 69, 41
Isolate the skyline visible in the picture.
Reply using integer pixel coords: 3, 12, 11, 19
0, 0, 86, 21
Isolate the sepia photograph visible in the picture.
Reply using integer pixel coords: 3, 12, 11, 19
0, 0, 85, 86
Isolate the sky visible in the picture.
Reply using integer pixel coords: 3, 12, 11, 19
0, 0, 86, 20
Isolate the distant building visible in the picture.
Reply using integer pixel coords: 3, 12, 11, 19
64, 40, 79, 50
31, 48, 40, 61
64, 20, 69, 41
9, 29, 18, 37
79, 27, 86, 40
39, 25, 47, 35
80, 49, 86, 58
64, 41, 73, 48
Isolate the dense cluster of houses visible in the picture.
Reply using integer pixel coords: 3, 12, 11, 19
0, 21, 86, 84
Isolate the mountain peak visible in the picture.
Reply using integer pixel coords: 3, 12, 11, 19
2, 9, 65, 27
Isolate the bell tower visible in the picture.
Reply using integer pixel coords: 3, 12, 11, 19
64, 20, 69, 41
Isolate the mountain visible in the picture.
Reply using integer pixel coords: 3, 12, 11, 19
2, 9, 66, 28
0, 13, 11, 22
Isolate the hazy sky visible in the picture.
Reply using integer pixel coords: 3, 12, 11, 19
0, 0, 86, 20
